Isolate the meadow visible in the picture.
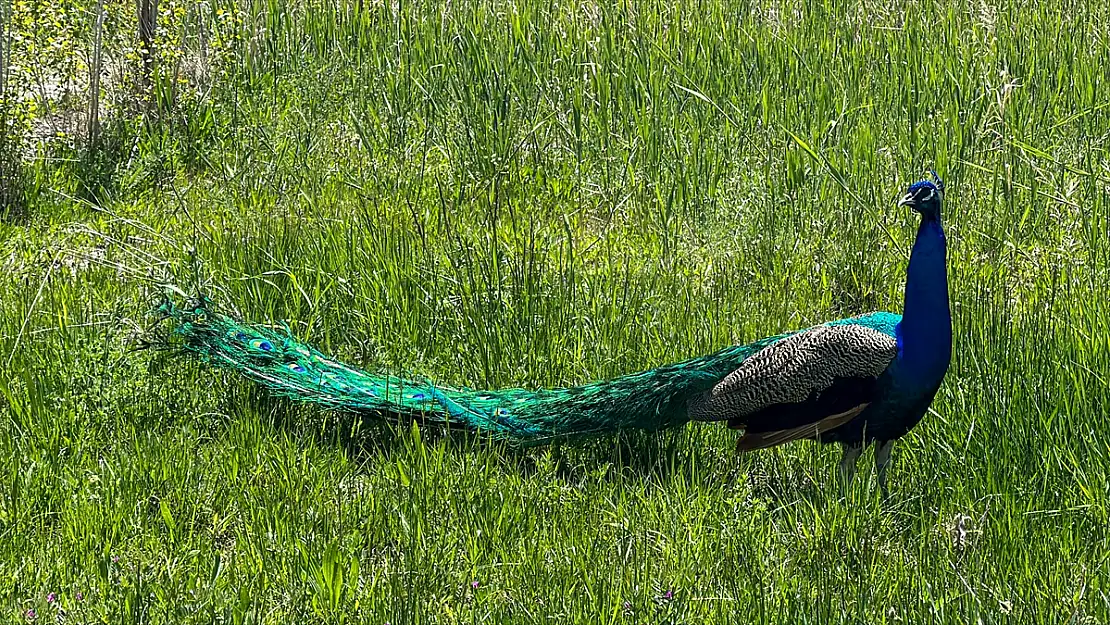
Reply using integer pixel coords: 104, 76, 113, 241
1, 0, 1109, 622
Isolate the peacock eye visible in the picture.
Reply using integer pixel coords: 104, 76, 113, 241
250, 339, 274, 352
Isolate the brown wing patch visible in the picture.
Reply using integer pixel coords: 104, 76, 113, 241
734, 403, 869, 452
688, 324, 896, 423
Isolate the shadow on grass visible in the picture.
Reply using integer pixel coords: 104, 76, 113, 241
217, 381, 713, 480
143, 347, 844, 505
137, 348, 848, 516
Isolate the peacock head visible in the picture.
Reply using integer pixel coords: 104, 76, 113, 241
897, 170, 944, 219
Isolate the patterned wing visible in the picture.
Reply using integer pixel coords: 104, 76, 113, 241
687, 324, 897, 450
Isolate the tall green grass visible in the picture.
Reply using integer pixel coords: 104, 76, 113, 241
1, 0, 1109, 622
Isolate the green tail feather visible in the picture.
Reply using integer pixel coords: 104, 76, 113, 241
154, 298, 787, 444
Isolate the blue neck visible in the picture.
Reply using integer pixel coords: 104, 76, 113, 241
895, 216, 952, 385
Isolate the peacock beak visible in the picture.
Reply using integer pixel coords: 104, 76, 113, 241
897, 192, 916, 208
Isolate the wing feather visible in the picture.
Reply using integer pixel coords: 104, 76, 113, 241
688, 323, 897, 449
734, 403, 869, 452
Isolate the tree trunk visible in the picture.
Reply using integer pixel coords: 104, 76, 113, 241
0, 0, 20, 221
89, 0, 104, 147
137, 0, 159, 112
0, 0, 8, 100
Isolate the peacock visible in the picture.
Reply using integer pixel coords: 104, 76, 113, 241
156, 173, 951, 495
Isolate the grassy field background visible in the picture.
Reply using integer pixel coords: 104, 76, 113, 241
2, 0, 1109, 622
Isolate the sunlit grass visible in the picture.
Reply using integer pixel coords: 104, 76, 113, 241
1, 0, 1109, 622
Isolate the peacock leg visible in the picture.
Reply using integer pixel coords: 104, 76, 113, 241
874, 440, 895, 498
838, 443, 863, 490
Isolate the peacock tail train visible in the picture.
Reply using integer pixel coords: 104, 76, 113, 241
155, 298, 901, 445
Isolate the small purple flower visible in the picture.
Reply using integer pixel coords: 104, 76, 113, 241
25, 609, 35, 620
470, 581, 480, 590
111, 555, 119, 563
46, 593, 56, 604
663, 590, 674, 600
75, 592, 84, 601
